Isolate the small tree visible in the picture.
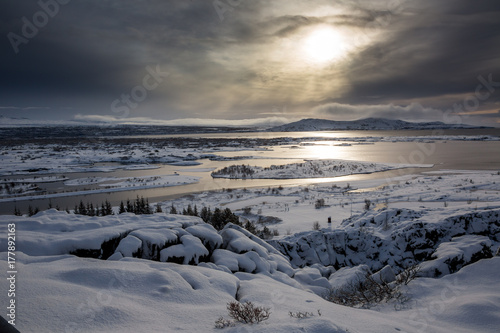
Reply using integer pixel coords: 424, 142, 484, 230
199, 206, 211, 222
155, 203, 163, 213
104, 200, 113, 215
126, 199, 134, 213
119, 201, 126, 214
211, 208, 224, 230
13, 206, 22, 216
312, 221, 321, 230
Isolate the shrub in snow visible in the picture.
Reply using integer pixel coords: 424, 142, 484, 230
395, 264, 421, 285
325, 272, 404, 308
214, 316, 234, 329
227, 301, 270, 324
315, 198, 325, 209
289, 311, 316, 319
215, 301, 271, 328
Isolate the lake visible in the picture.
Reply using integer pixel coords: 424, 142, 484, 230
1, 129, 499, 214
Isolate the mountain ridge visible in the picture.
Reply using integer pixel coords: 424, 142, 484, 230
268, 117, 488, 131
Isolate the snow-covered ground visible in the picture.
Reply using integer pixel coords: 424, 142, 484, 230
0, 174, 200, 204
67, 174, 200, 190
2, 134, 498, 177
160, 170, 500, 237
1, 169, 499, 332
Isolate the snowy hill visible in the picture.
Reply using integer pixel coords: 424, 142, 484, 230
268, 118, 483, 131
1, 208, 499, 332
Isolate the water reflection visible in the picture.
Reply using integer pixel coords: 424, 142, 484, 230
2, 131, 500, 214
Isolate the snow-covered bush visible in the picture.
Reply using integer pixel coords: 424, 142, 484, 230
325, 272, 402, 308
289, 311, 316, 319
395, 264, 421, 285
227, 301, 270, 324
315, 198, 325, 209
215, 301, 271, 328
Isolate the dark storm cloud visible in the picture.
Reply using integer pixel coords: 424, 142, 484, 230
340, 0, 500, 106
0, 0, 499, 124
1, 1, 218, 93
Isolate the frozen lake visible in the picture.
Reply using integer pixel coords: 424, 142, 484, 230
1, 129, 499, 214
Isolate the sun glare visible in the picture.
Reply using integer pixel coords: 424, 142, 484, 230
303, 27, 346, 63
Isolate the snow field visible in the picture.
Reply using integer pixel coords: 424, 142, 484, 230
0, 170, 499, 332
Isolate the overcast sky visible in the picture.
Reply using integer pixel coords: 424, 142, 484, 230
1, 0, 499, 126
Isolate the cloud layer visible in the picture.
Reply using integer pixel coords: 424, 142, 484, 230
1, 0, 499, 125
312, 102, 444, 121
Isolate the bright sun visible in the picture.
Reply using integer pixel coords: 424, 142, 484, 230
303, 27, 346, 63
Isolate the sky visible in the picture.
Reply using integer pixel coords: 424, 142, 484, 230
1, 0, 500, 127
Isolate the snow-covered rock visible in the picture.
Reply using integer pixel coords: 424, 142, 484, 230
419, 235, 493, 277
328, 265, 371, 290
1, 206, 500, 332
293, 266, 332, 295
185, 224, 223, 251
272, 208, 499, 274
114, 235, 142, 257
371, 265, 397, 284
160, 234, 209, 264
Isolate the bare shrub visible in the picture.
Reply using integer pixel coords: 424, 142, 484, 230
312, 221, 321, 230
396, 264, 421, 285
315, 198, 325, 209
325, 273, 404, 308
227, 301, 270, 324
214, 316, 234, 329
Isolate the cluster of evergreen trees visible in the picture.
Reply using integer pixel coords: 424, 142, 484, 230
167, 203, 240, 231
212, 164, 256, 178
118, 196, 155, 215
17, 196, 279, 239
74, 200, 114, 216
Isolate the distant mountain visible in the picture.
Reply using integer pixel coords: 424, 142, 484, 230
268, 118, 486, 131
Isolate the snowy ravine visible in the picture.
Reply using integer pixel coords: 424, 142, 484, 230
211, 159, 432, 179
1, 210, 499, 332
270, 208, 499, 276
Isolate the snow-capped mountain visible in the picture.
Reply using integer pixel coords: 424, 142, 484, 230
268, 118, 483, 131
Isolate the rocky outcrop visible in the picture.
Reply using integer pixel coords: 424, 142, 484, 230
271, 208, 499, 276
